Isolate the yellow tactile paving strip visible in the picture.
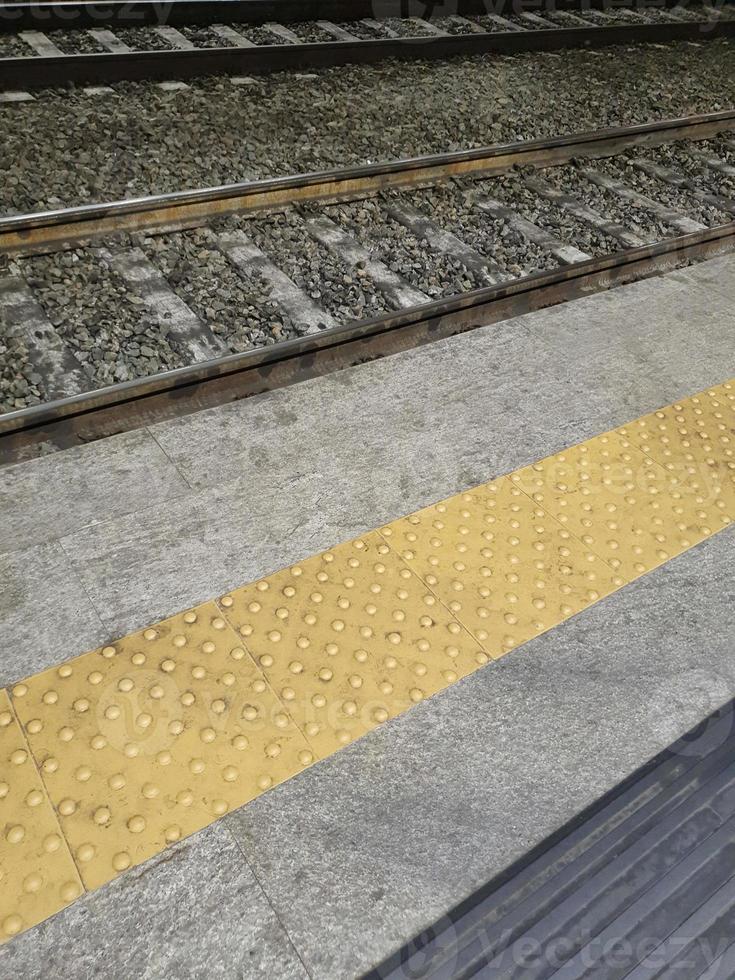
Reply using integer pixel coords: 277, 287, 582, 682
1, 378, 734, 942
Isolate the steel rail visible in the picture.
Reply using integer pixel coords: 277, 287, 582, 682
2, 219, 735, 464
0, 20, 733, 89
3, 108, 734, 257
0, 0, 714, 31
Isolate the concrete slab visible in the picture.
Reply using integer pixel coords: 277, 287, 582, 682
151, 254, 735, 496
58, 465, 418, 639
226, 526, 735, 979
0, 822, 309, 980
51, 255, 735, 646
0, 542, 107, 687
1, 255, 734, 975
0, 427, 191, 555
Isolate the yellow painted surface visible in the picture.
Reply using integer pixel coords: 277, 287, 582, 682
218, 532, 489, 759
0, 691, 82, 940
511, 429, 730, 581
379, 476, 620, 658
12, 603, 314, 891
2, 379, 734, 941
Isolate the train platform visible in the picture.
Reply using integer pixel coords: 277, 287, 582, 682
0, 251, 734, 977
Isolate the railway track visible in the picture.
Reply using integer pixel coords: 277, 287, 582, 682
0, 1, 732, 88
1, 109, 735, 463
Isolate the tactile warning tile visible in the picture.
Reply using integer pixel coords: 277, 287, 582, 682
511, 429, 731, 581
379, 477, 620, 659
217, 532, 489, 758
11, 602, 314, 891
0, 690, 82, 942
617, 381, 735, 518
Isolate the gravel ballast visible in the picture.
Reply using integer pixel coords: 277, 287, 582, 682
1, 40, 733, 214
18, 249, 188, 387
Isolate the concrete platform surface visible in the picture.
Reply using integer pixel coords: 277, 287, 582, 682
0, 255, 734, 976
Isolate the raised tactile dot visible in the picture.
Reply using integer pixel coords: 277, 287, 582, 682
383, 477, 618, 660
218, 532, 482, 757
0, 691, 83, 938
3, 915, 23, 937
61, 881, 80, 902
14, 602, 312, 894
6, 825, 25, 844
127, 816, 146, 834
23, 873, 42, 893
112, 852, 131, 872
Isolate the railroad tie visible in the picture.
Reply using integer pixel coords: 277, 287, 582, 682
580, 169, 707, 235
303, 213, 431, 310
629, 158, 735, 214
408, 17, 451, 36
0, 276, 92, 402
87, 29, 132, 54
553, 11, 598, 27
209, 25, 256, 48
523, 175, 647, 247
475, 197, 592, 265
483, 13, 526, 32
0, 91, 35, 103
315, 21, 360, 42
359, 18, 399, 38
518, 12, 556, 30
684, 148, 735, 178
385, 201, 508, 285
153, 26, 197, 51
105, 248, 225, 363
262, 23, 301, 44
216, 230, 338, 336
18, 31, 64, 58
446, 16, 485, 34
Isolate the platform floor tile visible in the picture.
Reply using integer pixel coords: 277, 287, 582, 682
0, 378, 733, 943
11, 602, 314, 891
618, 379, 735, 515
511, 428, 730, 581
378, 477, 620, 659
216, 531, 489, 758
0, 691, 82, 941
